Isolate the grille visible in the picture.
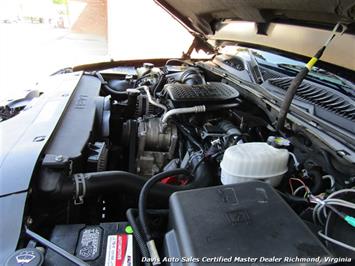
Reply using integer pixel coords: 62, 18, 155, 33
260, 67, 286, 80
268, 77, 355, 121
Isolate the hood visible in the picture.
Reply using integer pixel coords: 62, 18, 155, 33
155, 0, 355, 70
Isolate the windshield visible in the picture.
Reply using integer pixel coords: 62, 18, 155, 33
251, 49, 354, 90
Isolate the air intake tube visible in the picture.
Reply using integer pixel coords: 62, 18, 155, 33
44, 165, 214, 205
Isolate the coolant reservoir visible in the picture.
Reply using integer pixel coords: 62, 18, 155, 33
220, 142, 289, 186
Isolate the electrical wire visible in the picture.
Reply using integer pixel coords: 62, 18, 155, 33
138, 169, 191, 265
126, 209, 151, 266
327, 188, 355, 200
139, 168, 191, 240
153, 74, 166, 96
289, 178, 310, 195
126, 208, 170, 266
321, 189, 355, 220
289, 152, 300, 170
318, 231, 355, 252
293, 185, 309, 197
309, 189, 355, 253
309, 189, 355, 226
322, 175, 335, 191
175, 123, 204, 151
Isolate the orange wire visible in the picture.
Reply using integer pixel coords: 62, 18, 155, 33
289, 177, 310, 195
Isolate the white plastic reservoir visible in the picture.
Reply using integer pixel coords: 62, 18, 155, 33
220, 142, 289, 186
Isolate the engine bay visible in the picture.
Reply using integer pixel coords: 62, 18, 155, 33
8, 59, 355, 265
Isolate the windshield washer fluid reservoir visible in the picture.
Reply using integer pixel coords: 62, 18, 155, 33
220, 142, 289, 186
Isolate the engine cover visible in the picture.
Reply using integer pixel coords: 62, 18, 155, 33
164, 82, 239, 107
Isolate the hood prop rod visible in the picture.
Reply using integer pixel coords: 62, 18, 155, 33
276, 22, 347, 132
25, 227, 89, 266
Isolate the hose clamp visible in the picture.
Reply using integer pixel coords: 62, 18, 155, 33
74, 174, 86, 205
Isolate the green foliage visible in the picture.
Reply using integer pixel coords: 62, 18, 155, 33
52, 0, 67, 5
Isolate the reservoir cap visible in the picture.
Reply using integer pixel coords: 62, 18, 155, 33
5, 248, 44, 266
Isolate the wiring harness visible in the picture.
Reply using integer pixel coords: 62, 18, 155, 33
309, 189, 355, 252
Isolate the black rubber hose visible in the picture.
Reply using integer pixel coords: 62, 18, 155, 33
138, 169, 191, 241
308, 168, 323, 195
175, 124, 204, 151
165, 59, 194, 67
191, 156, 205, 175
54, 168, 214, 206
278, 191, 309, 207
180, 68, 204, 85
94, 72, 129, 99
205, 103, 240, 111
126, 208, 151, 266
276, 67, 309, 131
276, 36, 333, 132
153, 74, 166, 96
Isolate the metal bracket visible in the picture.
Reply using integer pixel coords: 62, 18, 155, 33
74, 174, 86, 205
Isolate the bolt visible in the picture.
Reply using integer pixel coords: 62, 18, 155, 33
26, 217, 33, 225
55, 155, 64, 162
337, 150, 347, 157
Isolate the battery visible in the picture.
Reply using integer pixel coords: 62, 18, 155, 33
44, 222, 136, 266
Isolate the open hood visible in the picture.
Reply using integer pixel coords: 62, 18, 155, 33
155, 0, 355, 70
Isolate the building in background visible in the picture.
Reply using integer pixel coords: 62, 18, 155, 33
70, 0, 107, 37
0, 0, 196, 59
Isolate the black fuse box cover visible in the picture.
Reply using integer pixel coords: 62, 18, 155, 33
165, 181, 331, 265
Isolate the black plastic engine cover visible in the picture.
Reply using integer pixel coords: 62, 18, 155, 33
38, 75, 108, 195
165, 182, 331, 265
164, 82, 239, 106
44, 75, 102, 165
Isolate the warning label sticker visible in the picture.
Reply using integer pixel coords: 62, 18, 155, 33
105, 234, 133, 266
76, 226, 102, 261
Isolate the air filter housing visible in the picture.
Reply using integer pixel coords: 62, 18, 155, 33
164, 82, 239, 107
